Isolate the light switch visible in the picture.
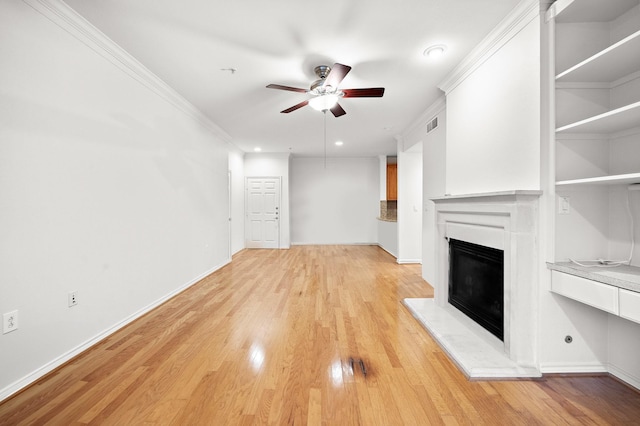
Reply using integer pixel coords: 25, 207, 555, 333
558, 196, 570, 215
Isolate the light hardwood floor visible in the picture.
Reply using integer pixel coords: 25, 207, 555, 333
1, 245, 639, 425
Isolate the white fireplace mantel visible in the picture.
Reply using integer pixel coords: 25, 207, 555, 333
405, 190, 542, 378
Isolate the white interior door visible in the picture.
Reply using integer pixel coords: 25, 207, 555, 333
246, 177, 280, 248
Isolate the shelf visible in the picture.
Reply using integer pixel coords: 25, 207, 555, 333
556, 172, 640, 187
556, 101, 640, 134
557, 30, 640, 83
552, 0, 640, 23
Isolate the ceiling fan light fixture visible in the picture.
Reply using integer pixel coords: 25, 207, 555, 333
308, 94, 339, 111
423, 44, 447, 59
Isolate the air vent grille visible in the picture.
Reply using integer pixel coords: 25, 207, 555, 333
426, 116, 438, 133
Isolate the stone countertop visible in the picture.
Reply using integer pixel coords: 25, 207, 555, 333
377, 217, 397, 223
547, 262, 640, 293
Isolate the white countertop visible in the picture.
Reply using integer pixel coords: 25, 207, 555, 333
548, 262, 640, 293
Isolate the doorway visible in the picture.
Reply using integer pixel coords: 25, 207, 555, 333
245, 177, 281, 248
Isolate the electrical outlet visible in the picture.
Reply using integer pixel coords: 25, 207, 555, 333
68, 291, 78, 307
3, 310, 18, 334
558, 196, 571, 215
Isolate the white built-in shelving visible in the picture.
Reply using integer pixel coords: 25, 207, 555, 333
547, 0, 640, 388
556, 172, 640, 187
556, 101, 640, 134
556, 30, 640, 83
552, 0, 640, 185
550, 0, 640, 290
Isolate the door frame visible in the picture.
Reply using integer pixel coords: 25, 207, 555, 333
245, 176, 281, 249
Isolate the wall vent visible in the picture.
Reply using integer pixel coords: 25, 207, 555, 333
426, 116, 438, 133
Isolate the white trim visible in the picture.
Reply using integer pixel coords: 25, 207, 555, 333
0, 260, 230, 402
291, 242, 378, 246
21, 0, 234, 147
539, 363, 607, 374
397, 259, 422, 264
438, 0, 541, 94
545, 0, 574, 22
609, 364, 640, 391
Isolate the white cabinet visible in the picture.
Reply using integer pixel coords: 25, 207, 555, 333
620, 289, 640, 324
551, 271, 619, 314
550, 270, 640, 323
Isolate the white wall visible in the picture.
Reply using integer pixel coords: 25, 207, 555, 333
228, 149, 245, 255
291, 157, 378, 245
397, 143, 423, 264
378, 221, 398, 258
445, 16, 541, 195
421, 104, 447, 285
378, 155, 387, 200
0, 0, 232, 400
244, 153, 291, 248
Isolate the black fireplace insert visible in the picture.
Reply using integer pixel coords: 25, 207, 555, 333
448, 239, 504, 341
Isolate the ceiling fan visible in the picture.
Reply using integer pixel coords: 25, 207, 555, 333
266, 63, 385, 117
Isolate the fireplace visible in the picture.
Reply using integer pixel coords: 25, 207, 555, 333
423, 190, 542, 376
448, 239, 504, 341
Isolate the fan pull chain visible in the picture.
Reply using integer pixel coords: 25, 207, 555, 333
323, 110, 327, 169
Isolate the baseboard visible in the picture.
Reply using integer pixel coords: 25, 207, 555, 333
0, 259, 229, 402
539, 363, 608, 375
609, 364, 640, 391
291, 242, 377, 246
376, 244, 398, 258
397, 258, 422, 264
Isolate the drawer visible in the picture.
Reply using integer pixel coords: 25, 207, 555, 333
551, 271, 619, 314
619, 289, 640, 325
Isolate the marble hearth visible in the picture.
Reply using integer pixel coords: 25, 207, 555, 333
406, 191, 542, 378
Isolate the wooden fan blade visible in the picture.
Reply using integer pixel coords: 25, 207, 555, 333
330, 103, 346, 117
281, 100, 309, 113
342, 88, 385, 98
267, 84, 308, 93
323, 63, 351, 89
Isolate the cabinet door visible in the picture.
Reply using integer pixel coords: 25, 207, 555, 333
620, 289, 640, 325
386, 164, 397, 201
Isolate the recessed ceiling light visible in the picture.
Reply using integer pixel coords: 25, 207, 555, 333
423, 45, 447, 59
254, 147, 262, 152
335, 141, 344, 146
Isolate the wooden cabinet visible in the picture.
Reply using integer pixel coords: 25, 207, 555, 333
386, 164, 397, 201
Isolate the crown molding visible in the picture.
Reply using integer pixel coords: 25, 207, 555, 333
22, 0, 234, 146
438, 0, 543, 95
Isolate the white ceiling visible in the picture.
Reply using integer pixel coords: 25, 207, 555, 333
64, 0, 521, 157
